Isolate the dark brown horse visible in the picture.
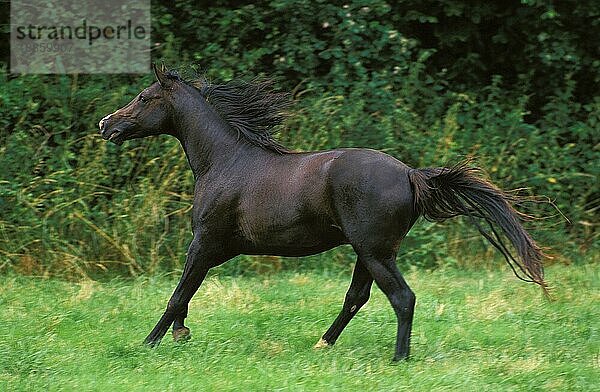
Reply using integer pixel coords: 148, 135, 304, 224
98, 65, 547, 361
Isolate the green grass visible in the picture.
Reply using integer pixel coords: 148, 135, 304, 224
0, 263, 598, 391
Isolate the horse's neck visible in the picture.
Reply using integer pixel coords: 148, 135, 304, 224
173, 104, 266, 180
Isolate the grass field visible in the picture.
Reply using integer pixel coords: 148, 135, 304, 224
0, 263, 598, 391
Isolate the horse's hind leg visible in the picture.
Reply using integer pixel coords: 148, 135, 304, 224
316, 258, 373, 348
359, 252, 416, 361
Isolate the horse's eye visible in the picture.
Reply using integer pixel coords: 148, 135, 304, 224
139, 95, 147, 103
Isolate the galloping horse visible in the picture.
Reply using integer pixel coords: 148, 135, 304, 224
99, 65, 546, 361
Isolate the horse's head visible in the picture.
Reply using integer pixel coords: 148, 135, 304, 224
99, 64, 178, 145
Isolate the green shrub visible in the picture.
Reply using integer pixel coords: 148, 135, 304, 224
0, 1, 597, 277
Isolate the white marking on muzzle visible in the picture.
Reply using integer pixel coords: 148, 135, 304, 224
98, 113, 114, 130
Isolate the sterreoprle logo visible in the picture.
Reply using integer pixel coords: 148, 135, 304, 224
10, 0, 150, 74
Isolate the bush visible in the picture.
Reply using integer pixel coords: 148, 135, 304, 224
0, 1, 597, 278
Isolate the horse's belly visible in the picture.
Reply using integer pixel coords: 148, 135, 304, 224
239, 223, 347, 257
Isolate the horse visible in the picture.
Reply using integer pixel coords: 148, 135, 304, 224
98, 64, 547, 361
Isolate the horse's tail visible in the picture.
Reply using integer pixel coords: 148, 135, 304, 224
407, 162, 548, 293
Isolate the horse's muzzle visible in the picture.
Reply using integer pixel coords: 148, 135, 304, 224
98, 114, 111, 132
101, 128, 124, 145
98, 114, 124, 145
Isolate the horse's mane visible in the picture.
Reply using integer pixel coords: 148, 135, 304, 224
164, 69, 292, 154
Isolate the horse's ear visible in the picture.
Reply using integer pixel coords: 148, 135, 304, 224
153, 63, 169, 88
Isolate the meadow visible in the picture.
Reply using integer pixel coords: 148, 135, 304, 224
0, 2, 597, 391
1, 263, 597, 391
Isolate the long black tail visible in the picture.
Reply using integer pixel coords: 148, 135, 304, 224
408, 162, 547, 293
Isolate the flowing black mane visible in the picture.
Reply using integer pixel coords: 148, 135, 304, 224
164, 70, 292, 153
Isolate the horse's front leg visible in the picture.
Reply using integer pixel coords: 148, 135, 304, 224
143, 237, 230, 347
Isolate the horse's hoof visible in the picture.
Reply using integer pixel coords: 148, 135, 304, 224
313, 338, 330, 349
173, 327, 191, 343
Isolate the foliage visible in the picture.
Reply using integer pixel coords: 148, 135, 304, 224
0, 264, 598, 390
154, 0, 599, 117
0, 1, 598, 277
